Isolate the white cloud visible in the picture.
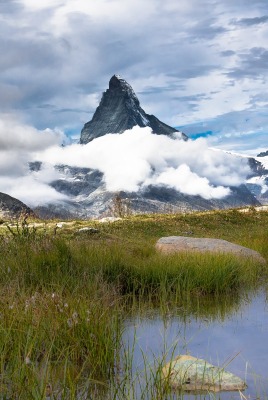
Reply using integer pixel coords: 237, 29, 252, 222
0, 114, 64, 151
0, 175, 67, 206
35, 127, 249, 201
150, 165, 230, 199
0, 115, 67, 205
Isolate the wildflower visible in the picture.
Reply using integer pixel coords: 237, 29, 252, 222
67, 318, 73, 328
25, 300, 30, 310
72, 311, 78, 320
46, 383, 53, 396
25, 356, 31, 365
72, 311, 79, 325
64, 303, 68, 308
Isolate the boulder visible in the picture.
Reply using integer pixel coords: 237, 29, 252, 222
162, 354, 247, 392
156, 236, 266, 264
77, 227, 99, 234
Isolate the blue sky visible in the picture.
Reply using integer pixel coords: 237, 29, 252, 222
0, 0, 267, 155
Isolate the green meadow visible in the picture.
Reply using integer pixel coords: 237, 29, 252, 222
0, 208, 267, 399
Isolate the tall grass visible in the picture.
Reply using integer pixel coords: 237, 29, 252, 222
0, 209, 266, 398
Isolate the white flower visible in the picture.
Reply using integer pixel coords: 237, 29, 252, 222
25, 356, 31, 365
72, 311, 78, 320
67, 318, 73, 328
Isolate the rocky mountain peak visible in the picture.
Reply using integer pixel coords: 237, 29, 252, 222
80, 75, 187, 144
109, 74, 136, 94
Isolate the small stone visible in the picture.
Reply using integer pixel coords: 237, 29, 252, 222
162, 355, 247, 392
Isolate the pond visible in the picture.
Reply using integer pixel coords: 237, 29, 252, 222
122, 290, 268, 399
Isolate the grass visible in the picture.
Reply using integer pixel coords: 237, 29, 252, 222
0, 208, 267, 398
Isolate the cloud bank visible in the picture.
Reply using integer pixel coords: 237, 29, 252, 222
0, 115, 67, 205
33, 126, 249, 205
0, 116, 251, 207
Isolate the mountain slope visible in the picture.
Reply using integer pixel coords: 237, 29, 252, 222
246, 154, 268, 203
0, 192, 35, 220
32, 164, 260, 219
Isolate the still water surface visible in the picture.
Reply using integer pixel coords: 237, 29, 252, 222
123, 291, 268, 399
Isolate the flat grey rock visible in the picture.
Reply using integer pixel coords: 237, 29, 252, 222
156, 236, 266, 263
162, 355, 247, 392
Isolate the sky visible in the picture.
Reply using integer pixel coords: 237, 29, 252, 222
0, 0, 267, 207
1, 0, 267, 155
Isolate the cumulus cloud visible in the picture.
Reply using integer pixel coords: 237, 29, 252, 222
0, 174, 68, 206
0, 114, 251, 207
0, 115, 64, 151
31, 127, 249, 202
0, 115, 67, 205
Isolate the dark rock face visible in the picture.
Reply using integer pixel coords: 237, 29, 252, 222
29, 161, 42, 172
0, 192, 35, 219
257, 150, 268, 157
247, 157, 268, 177
80, 75, 188, 144
51, 166, 103, 197
247, 155, 268, 203
142, 184, 260, 210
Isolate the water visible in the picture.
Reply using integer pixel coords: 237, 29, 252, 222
123, 291, 268, 399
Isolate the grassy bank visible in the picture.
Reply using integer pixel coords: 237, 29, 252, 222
0, 208, 267, 398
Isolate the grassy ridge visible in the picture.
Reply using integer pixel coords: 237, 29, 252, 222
0, 209, 267, 398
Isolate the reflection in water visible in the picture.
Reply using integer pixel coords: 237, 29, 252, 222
35, 291, 268, 399
121, 291, 268, 399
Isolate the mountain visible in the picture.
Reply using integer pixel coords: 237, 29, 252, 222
257, 150, 268, 157
29, 76, 265, 219
32, 163, 260, 220
80, 75, 188, 143
246, 154, 268, 203
0, 192, 35, 220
